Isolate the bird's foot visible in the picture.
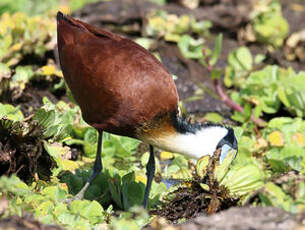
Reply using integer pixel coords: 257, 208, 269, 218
63, 193, 84, 205
63, 182, 89, 205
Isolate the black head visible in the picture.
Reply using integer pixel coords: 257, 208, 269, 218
216, 127, 238, 152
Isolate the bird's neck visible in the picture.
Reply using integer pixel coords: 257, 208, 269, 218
137, 112, 228, 159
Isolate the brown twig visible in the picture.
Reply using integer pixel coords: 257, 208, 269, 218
206, 148, 222, 215
213, 78, 267, 127
214, 79, 243, 113
207, 148, 221, 186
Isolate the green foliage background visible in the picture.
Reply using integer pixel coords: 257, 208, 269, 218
0, 0, 304, 229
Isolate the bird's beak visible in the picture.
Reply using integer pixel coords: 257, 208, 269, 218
219, 144, 238, 164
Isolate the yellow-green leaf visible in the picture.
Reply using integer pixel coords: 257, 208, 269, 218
268, 131, 284, 147
160, 151, 174, 161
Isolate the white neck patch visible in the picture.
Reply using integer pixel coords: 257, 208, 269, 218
142, 126, 229, 159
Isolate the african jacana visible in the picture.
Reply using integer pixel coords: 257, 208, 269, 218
56, 11, 238, 208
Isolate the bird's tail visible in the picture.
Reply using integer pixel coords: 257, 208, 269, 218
57, 11, 121, 46
57, 11, 88, 47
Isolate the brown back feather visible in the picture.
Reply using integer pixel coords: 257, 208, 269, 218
57, 12, 179, 138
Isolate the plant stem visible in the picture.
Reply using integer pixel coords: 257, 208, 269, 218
202, 49, 266, 126
213, 78, 266, 127
214, 79, 243, 112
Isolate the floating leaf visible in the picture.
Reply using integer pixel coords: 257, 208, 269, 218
224, 46, 253, 87
40, 65, 63, 77
221, 165, 264, 196
0, 62, 10, 81
178, 34, 203, 59
204, 112, 223, 123
11, 65, 34, 89
160, 151, 174, 161
196, 155, 210, 178
210, 34, 222, 65
41, 65, 56, 75
70, 200, 104, 224
135, 174, 147, 185
0, 103, 23, 121
259, 182, 295, 212
292, 133, 305, 146
268, 131, 284, 147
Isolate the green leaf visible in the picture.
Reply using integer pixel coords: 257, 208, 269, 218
253, 104, 263, 118
178, 34, 203, 59
103, 134, 140, 159
228, 47, 250, 71
33, 109, 55, 136
33, 98, 77, 140
147, 0, 166, 5
190, 18, 212, 35
254, 54, 266, 64
69, 0, 99, 12
122, 180, 145, 210
0, 0, 60, 15
243, 103, 252, 119
108, 174, 123, 209
235, 46, 253, 71
84, 128, 98, 145
0, 62, 10, 79
11, 65, 34, 85
210, 34, 222, 65
267, 117, 293, 129
224, 46, 253, 87
253, 12, 289, 47
53, 203, 68, 218
204, 112, 223, 123
220, 164, 264, 196
0, 103, 23, 121
259, 182, 294, 212
57, 213, 77, 226
196, 155, 210, 178
70, 200, 104, 224
41, 186, 67, 202
0, 175, 30, 196
267, 159, 288, 173
35, 200, 54, 217
135, 38, 155, 50
286, 156, 303, 172
231, 111, 247, 123
215, 148, 237, 182
211, 69, 222, 80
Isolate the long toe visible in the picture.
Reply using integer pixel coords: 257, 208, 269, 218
63, 193, 85, 205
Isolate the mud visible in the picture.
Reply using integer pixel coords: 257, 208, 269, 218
0, 214, 64, 230
0, 119, 56, 182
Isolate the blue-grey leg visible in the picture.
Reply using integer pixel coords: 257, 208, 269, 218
72, 130, 103, 200
142, 145, 155, 208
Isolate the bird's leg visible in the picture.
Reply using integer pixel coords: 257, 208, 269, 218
67, 131, 103, 202
142, 145, 155, 208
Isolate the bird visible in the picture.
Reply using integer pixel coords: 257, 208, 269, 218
56, 11, 238, 208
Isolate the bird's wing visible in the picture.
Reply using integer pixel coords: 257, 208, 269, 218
57, 12, 179, 137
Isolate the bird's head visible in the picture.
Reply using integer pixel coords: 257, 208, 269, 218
215, 126, 238, 163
